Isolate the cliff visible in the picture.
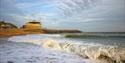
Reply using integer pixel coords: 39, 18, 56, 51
0, 21, 17, 29
0, 21, 82, 37
43, 29, 82, 34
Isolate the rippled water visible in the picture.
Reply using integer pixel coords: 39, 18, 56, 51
65, 36, 125, 47
8, 34, 125, 63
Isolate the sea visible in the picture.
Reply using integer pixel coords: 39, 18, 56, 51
8, 33, 125, 63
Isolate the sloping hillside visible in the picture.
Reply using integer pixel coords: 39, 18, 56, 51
0, 21, 17, 28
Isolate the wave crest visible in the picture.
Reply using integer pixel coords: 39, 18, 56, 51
8, 35, 125, 63
42, 38, 125, 63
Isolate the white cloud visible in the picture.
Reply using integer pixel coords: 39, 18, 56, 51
0, 0, 125, 32
16, 2, 40, 9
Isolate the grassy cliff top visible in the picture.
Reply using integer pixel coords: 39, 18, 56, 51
0, 21, 17, 28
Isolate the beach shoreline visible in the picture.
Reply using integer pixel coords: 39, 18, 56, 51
1, 34, 125, 63
0, 29, 45, 38
0, 37, 105, 63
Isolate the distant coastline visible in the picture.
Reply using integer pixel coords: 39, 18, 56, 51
1, 21, 125, 37
0, 21, 82, 37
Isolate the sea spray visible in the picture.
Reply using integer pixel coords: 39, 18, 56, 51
8, 34, 125, 63
42, 38, 125, 63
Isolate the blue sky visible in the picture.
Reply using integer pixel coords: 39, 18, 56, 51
0, 0, 125, 32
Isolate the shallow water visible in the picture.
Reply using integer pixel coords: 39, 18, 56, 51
0, 39, 90, 63
8, 34, 125, 63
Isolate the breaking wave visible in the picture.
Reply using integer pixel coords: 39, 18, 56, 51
8, 34, 125, 63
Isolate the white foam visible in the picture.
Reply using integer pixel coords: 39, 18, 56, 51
8, 34, 125, 63
1, 40, 92, 63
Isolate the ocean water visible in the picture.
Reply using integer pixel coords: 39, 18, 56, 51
66, 36, 125, 47
8, 34, 125, 63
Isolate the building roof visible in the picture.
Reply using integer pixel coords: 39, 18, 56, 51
27, 21, 41, 24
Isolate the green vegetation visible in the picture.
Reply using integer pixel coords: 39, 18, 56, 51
0, 21, 6, 26
0, 21, 17, 28
65, 34, 125, 39
65, 34, 107, 38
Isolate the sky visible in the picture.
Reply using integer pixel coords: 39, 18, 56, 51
0, 0, 125, 32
